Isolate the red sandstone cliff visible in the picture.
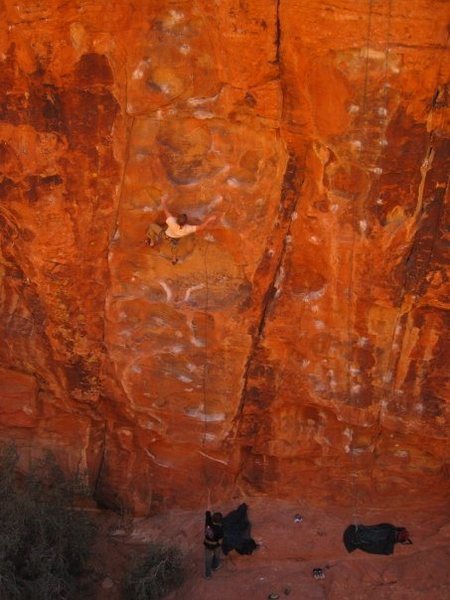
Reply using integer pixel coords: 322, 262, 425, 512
0, 0, 448, 515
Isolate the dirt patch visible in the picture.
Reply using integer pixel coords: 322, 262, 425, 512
84, 498, 450, 600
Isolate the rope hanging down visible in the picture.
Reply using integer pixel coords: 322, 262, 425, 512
200, 240, 212, 507
347, 0, 393, 526
199, 229, 229, 508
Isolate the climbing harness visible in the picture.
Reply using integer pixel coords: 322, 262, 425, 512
165, 234, 181, 265
146, 224, 196, 265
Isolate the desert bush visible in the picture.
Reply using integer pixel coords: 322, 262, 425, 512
123, 543, 185, 600
0, 442, 96, 600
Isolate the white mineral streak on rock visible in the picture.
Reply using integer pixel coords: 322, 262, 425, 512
361, 47, 385, 61
194, 110, 215, 119
167, 9, 184, 26
169, 345, 183, 354
185, 407, 225, 421
132, 60, 148, 80
274, 266, 285, 298
158, 280, 173, 302
394, 450, 409, 458
187, 317, 205, 347
187, 93, 220, 106
198, 450, 228, 465
209, 194, 223, 209
144, 448, 171, 468
183, 283, 205, 303
300, 286, 326, 302
226, 177, 241, 188
343, 427, 353, 453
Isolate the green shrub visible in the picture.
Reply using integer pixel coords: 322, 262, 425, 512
123, 544, 185, 600
0, 442, 96, 600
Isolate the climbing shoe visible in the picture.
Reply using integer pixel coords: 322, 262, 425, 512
313, 568, 325, 580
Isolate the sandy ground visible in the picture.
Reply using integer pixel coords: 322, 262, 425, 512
88, 498, 450, 599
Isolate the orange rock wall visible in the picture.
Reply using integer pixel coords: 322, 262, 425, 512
0, 0, 448, 514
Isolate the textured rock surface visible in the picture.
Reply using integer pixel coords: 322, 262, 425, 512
0, 0, 449, 514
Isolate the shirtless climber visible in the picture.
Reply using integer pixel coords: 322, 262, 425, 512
145, 194, 217, 263
161, 195, 217, 240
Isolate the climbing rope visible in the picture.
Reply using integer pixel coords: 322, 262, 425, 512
347, 0, 373, 527
201, 241, 210, 451
347, 0, 394, 527
199, 218, 229, 510
200, 218, 213, 510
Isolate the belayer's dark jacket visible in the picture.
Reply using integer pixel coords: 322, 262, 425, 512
204, 511, 224, 549
222, 503, 258, 555
343, 523, 410, 555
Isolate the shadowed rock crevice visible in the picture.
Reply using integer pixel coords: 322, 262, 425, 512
274, 0, 281, 65
228, 152, 302, 461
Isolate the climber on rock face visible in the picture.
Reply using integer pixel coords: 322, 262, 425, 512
161, 194, 217, 240
145, 194, 218, 264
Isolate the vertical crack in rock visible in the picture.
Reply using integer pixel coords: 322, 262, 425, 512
228, 154, 302, 448
413, 139, 435, 219
405, 182, 447, 297
274, 0, 281, 64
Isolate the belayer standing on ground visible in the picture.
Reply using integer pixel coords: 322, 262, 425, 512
204, 510, 224, 579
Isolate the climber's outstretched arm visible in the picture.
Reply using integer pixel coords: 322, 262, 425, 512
160, 194, 172, 219
196, 214, 217, 232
